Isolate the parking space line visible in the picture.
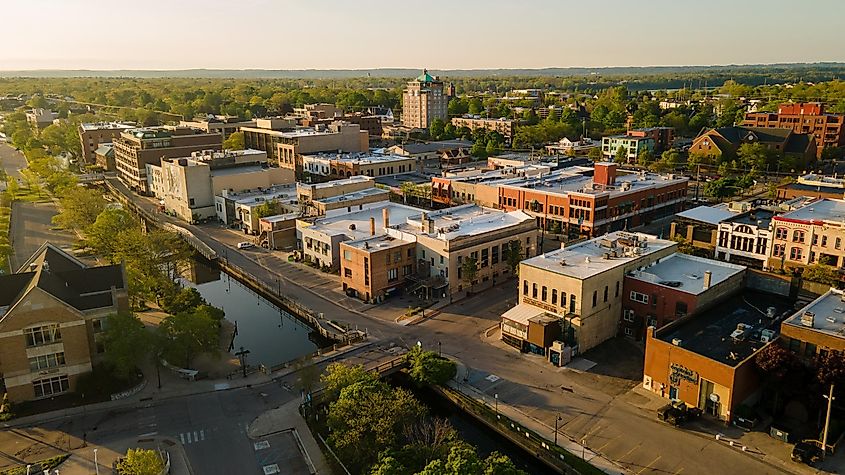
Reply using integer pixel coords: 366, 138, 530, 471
636, 455, 661, 474
620, 443, 641, 461
673, 468, 684, 475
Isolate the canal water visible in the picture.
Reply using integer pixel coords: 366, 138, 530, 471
181, 259, 323, 369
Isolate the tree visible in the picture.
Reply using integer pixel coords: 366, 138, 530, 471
116, 448, 164, 475
661, 149, 681, 170
704, 177, 737, 201
222, 131, 244, 150
321, 362, 376, 397
755, 343, 798, 381
801, 263, 839, 286
485, 139, 500, 156
53, 186, 107, 230
816, 351, 845, 387
85, 208, 141, 259
443, 442, 483, 475
254, 199, 282, 218
467, 99, 483, 115
503, 240, 523, 275
429, 118, 446, 140
404, 346, 457, 386
484, 452, 526, 475
160, 286, 204, 315
737, 143, 774, 170
461, 256, 478, 286
637, 149, 655, 167
614, 145, 627, 164
587, 147, 603, 161
158, 308, 219, 369
102, 312, 151, 378
370, 455, 408, 475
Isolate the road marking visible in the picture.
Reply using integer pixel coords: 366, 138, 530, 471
193, 431, 198, 442
636, 455, 662, 475
199, 430, 205, 441
254, 440, 270, 450
620, 443, 641, 461
673, 468, 684, 475
138, 432, 158, 438
179, 433, 186, 444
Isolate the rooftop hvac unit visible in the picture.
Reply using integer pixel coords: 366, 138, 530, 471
801, 311, 815, 328
766, 307, 777, 319
761, 329, 776, 343
672, 338, 683, 346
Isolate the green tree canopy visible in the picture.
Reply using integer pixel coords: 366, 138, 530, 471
222, 131, 245, 150
405, 346, 457, 386
102, 312, 151, 378
158, 307, 220, 369
461, 256, 478, 285
53, 186, 107, 230
116, 448, 164, 475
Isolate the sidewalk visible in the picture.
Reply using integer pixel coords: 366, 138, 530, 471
248, 399, 332, 475
59, 435, 193, 475
447, 356, 625, 475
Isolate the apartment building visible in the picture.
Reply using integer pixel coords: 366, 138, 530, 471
383, 204, 537, 299
274, 123, 369, 176
689, 126, 816, 163
113, 127, 222, 194
292, 103, 343, 121
742, 102, 845, 157
402, 70, 450, 129
451, 117, 516, 144
0, 243, 128, 402
506, 232, 676, 355
296, 175, 388, 216
78, 122, 135, 165
498, 163, 688, 238
601, 134, 654, 162
179, 115, 256, 139
767, 198, 845, 271
622, 254, 746, 340
627, 127, 675, 153
147, 149, 292, 223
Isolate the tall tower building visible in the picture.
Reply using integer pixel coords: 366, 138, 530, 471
402, 69, 449, 129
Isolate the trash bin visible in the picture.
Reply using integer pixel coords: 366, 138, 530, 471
770, 425, 790, 443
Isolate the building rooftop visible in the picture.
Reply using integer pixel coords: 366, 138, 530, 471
306, 202, 423, 239
658, 290, 793, 366
314, 187, 390, 205
626, 253, 746, 295
80, 122, 136, 131
394, 140, 472, 155
522, 231, 676, 280
499, 169, 686, 198
343, 233, 412, 252
209, 164, 267, 177
260, 212, 299, 223
722, 208, 776, 229
332, 153, 413, 165
221, 184, 298, 206
309, 175, 374, 189
676, 205, 738, 226
501, 303, 556, 326
393, 204, 534, 242
375, 172, 432, 188
783, 289, 845, 342
778, 198, 845, 223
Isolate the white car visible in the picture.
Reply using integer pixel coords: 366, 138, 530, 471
236, 241, 255, 249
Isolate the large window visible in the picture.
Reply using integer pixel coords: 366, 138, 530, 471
789, 247, 803, 260
33, 375, 69, 398
29, 352, 65, 372
630, 291, 649, 305
775, 227, 787, 240
387, 268, 398, 282
24, 324, 61, 347
792, 230, 805, 243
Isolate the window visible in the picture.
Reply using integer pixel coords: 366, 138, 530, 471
344, 268, 352, 278
592, 290, 597, 308
630, 291, 649, 304
408, 248, 414, 258
773, 244, 784, 257
792, 230, 805, 243
603, 286, 608, 303
523, 280, 528, 295
560, 292, 567, 308
789, 247, 803, 260
189, 198, 195, 206
624, 328, 634, 337
33, 375, 69, 398
569, 295, 576, 314
396, 252, 403, 263
532, 283, 538, 298
403, 264, 413, 276
615, 281, 620, 298
675, 301, 688, 317
481, 248, 489, 268
343, 250, 352, 261
29, 352, 65, 372
492, 245, 499, 265
387, 268, 398, 282
822, 235, 828, 247
623, 309, 635, 322
92, 319, 105, 334
775, 227, 787, 240
542, 286, 548, 302
24, 324, 61, 347
439, 255, 444, 265
551, 289, 558, 305
837, 238, 842, 250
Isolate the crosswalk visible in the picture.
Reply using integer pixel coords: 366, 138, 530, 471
179, 429, 206, 445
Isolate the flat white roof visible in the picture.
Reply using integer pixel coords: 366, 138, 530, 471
778, 198, 845, 223
305, 202, 423, 239
309, 175, 373, 189
222, 185, 298, 205
522, 231, 676, 280
499, 168, 686, 198
315, 187, 390, 204
676, 205, 738, 225
395, 204, 533, 241
343, 233, 412, 251
783, 289, 845, 341
80, 122, 135, 131
626, 253, 746, 295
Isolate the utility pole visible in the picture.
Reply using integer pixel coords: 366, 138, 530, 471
822, 383, 835, 459
235, 346, 251, 378
554, 414, 562, 445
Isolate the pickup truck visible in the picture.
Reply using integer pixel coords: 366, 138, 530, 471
657, 401, 703, 426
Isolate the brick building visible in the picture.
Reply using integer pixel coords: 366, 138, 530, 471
622, 253, 746, 340
498, 163, 688, 238
780, 289, 845, 358
689, 126, 816, 163
742, 102, 845, 157
776, 173, 845, 201
78, 122, 135, 165
402, 70, 450, 129
0, 244, 128, 402
451, 117, 516, 144
767, 198, 845, 272
272, 122, 369, 177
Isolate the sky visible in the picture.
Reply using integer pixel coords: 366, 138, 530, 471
3, 0, 845, 70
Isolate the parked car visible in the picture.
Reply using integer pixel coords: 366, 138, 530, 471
236, 241, 255, 249
791, 440, 822, 466
657, 401, 702, 426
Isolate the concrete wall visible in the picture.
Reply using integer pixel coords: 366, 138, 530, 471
745, 269, 795, 297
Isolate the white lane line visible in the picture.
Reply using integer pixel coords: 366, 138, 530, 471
193, 431, 198, 442
199, 429, 205, 441
180, 433, 186, 444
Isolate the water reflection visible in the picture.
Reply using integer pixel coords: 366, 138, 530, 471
182, 259, 320, 368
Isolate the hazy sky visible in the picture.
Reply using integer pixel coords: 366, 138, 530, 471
4, 0, 845, 70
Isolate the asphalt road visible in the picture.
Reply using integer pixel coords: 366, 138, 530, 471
0, 143, 27, 181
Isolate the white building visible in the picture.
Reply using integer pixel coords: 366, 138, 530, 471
215, 184, 299, 234
716, 209, 776, 269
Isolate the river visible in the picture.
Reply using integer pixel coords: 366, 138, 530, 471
181, 258, 324, 369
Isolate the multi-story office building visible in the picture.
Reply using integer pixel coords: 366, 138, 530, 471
742, 102, 845, 157
297, 175, 388, 216
263, 123, 368, 176
78, 122, 136, 165
451, 117, 516, 144
505, 232, 676, 355
767, 198, 845, 271
402, 70, 449, 129
498, 163, 688, 238
146, 149, 293, 223
240, 117, 298, 159
215, 184, 299, 234
179, 115, 256, 139
0, 243, 128, 402
113, 127, 222, 194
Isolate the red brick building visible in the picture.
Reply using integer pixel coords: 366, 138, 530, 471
742, 102, 844, 157
498, 163, 688, 238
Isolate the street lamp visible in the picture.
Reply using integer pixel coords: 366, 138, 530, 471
494, 393, 498, 416
822, 383, 836, 460
93, 448, 99, 475
438, 341, 442, 357
25, 465, 30, 475
554, 414, 562, 445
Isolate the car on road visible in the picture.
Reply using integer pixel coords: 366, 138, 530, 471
236, 241, 255, 249
791, 440, 823, 466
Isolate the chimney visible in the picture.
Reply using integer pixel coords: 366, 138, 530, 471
421, 212, 429, 233
370, 217, 376, 236
382, 207, 390, 229
703, 270, 712, 290
594, 162, 617, 186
